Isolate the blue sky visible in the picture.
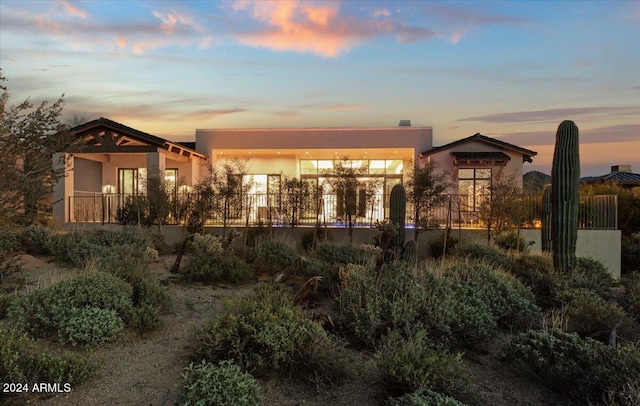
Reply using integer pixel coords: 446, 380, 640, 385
1, 0, 638, 176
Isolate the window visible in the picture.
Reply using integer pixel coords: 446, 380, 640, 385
458, 168, 491, 211
118, 168, 178, 195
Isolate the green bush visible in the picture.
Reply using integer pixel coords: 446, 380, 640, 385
509, 254, 558, 309
377, 329, 468, 396
183, 251, 253, 284
129, 304, 162, 331
441, 261, 541, 331
563, 257, 617, 299
622, 233, 640, 275
178, 360, 263, 406
502, 328, 640, 402
254, 238, 299, 269
183, 233, 253, 284
19, 225, 55, 255
385, 389, 466, 406
453, 244, 512, 269
338, 262, 497, 349
558, 288, 627, 337
0, 227, 21, 253
8, 271, 133, 337
195, 284, 346, 383
132, 279, 171, 311
427, 231, 459, 258
494, 231, 530, 253
47, 228, 151, 266
621, 272, 640, 322
312, 241, 371, 266
58, 306, 124, 347
1, 326, 97, 385
95, 244, 152, 283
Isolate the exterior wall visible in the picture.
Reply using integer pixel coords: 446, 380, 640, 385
427, 140, 525, 188
521, 229, 621, 279
244, 155, 299, 177
74, 158, 102, 194
196, 127, 433, 163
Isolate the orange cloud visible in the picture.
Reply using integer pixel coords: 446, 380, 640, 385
232, 1, 353, 57
60, 0, 88, 19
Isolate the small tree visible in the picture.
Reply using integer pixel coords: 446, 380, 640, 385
477, 175, 527, 245
0, 71, 75, 225
190, 158, 252, 239
145, 167, 172, 233
282, 177, 310, 228
405, 161, 451, 242
323, 157, 368, 243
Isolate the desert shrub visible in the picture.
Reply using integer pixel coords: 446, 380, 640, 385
494, 231, 530, 253
502, 328, 640, 402
47, 228, 150, 266
245, 224, 270, 248
563, 257, 617, 299
147, 232, 171, 254
377, 329, 469, 397
301, 225, 330, 251
19, 225, 55, 255
440, 261, 541, 331
183, 252, 253, 284
427, 231, 459, 259
621, 272, 640, 322
254, 238, 299, 269
58, 306, 124, 347
338, 262, 497, 349
0, 228, 21, 280
299, 257, 336, 292
385, 389, 465, 406
195, 284, 346, 383
0, 227, 21, 253
313, 241, 371, 266
183, 233, 253, 284
178, 360, 263, 406
558, 288, 627, 338
622, 233, 640, 275
95, 244, 152, 283
509, 254, 558, 309
1, 326, 97, 385
8, 271, 133, 337
132, 279, 171, 311
129, 304, 162, 331
0, 293, 13, 318
453, 243, 512, 269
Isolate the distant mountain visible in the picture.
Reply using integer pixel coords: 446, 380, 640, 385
523, 171, 551, 193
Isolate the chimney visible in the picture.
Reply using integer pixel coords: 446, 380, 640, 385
398, 119, 411, 127
611, 165, 632, 174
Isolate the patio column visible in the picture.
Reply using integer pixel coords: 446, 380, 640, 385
52, 153, 74, 226
146, 151, 166, 180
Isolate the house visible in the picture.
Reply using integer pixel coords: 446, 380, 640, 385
419, 133, 537, 222
52, 118, 206, 225
581, 165, 640, 194
53, 119, 537, 227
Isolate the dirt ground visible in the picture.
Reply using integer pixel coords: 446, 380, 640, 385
2, 254, 575, 406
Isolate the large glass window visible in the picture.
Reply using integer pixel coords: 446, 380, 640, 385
118, 168, 178, 195
299, 159, 403, 175
458, 168, 491, 211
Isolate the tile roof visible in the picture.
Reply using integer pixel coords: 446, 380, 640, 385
451, 151, 511, 161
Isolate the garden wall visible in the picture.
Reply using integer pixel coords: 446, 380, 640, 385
62, 223, 621, 279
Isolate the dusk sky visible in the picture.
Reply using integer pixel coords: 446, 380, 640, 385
1, 0, 638, 176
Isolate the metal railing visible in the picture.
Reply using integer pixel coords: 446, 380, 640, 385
68, 191, 618, 230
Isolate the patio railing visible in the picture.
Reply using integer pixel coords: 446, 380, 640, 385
68, 192, 618, 230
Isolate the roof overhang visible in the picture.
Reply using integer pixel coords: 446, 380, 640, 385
451, 151, 511, 167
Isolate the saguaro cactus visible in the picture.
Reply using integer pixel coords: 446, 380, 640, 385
551, 120, 580, 272
390, 184, 406, 248
402, 239, 417, 266
541, 184, 552, 252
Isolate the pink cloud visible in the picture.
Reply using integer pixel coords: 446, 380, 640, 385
60, 0, 88, 19
231, 0, 435, 57
371, 8, 392, 18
